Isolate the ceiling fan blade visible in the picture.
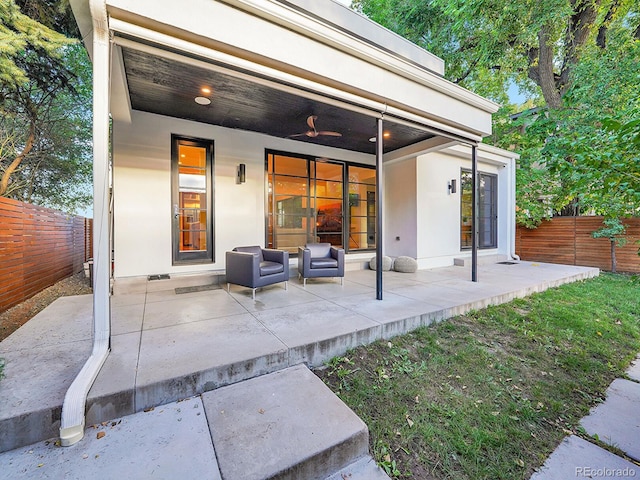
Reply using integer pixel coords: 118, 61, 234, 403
307, 115, 318, 130
287, 133, 309, 138
317, 131, 342, 137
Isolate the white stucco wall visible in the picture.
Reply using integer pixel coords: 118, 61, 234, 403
112, 110, 372, 278
384, 158, 417, 258
384, 145, 516, 269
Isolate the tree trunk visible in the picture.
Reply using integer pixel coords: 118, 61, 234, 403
534, 26, 563, 110
610, 238, 617, 273
0, 120, 36, 197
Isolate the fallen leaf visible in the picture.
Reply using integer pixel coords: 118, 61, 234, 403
516, 459, 525, 467
406, 414, 414, 428
82, 454, 89, 459
144, 407, 155, 412
258, 408, 265, 414
37, 463, 44, 468
414, 395, 420, 404
96, 431, 106, 440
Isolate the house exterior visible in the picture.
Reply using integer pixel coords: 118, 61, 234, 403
64, 0, 517, 445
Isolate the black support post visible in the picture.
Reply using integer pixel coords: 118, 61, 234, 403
376, 117, 383, 299
471, 144, 478, 282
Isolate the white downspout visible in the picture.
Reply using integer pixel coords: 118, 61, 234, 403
508, 156, 520, 261
60, 0, 111, 446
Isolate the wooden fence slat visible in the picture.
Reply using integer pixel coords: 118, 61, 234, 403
0, 197, 93, 312
517, 217, 640, 273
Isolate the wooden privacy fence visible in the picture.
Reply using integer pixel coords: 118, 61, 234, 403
0, 197, 93, 312
516, 216, 640, 273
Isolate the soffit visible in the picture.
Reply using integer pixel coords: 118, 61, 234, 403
120, 47, 436, 155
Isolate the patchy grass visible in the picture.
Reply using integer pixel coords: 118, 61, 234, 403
316, 273, 640, 479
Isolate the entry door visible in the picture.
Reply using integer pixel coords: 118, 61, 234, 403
171, 135, 214, 264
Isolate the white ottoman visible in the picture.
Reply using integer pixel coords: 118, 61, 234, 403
369, 255, 393, 271
393, 256, 418, 273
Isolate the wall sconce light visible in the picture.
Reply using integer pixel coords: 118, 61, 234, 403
237, 163, 246, 184
448, 179, 457, 194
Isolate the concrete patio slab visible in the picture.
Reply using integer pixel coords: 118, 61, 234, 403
293, 277, 375, 298
134, 313, 289, 411
325, 456, 391, 480
627, 355, 640, 382
530, 435, 640, 480
251, 300, 381, 365
0, 341, 92, 452
1, 396, 220, 480
111, 302, 144, 335
580, 378, 640, 461
142, 289, 247, 330
0, 295, 93, 351
227, 281, 320, 312
203, 364, 369, 480
86, 331, 140, 425
0, 261, 600, 453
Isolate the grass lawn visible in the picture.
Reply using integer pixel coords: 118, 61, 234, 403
316, 273, 640, 479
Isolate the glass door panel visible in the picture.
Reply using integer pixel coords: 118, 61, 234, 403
347, 166, 376, 250
172, 137, 214, 263
267, 152, 344, 253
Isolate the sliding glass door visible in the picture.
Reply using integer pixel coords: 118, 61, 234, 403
266, 151, 376, 254
267, 152, 344, 254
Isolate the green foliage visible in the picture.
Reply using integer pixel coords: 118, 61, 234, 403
0, 0, 72, 85
355, 0, 640, 227
0, 0, 92, 213
592, 217, 628, 247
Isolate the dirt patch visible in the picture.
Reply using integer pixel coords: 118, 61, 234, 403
0, 272, 92, 342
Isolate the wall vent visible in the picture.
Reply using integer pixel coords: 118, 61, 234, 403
148, 274, 171, 281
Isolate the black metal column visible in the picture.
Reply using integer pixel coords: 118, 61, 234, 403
471, 144, 478, 282
376, 117, 384, 299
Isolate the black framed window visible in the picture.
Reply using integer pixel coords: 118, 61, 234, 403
460, 170, 497, 249
266, 150, 376, 254
171, 135, 214, 264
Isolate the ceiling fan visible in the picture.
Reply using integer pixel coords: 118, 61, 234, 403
288, 115, 342, 138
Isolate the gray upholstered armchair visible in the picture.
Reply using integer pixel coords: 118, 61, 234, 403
297, 243, 345, 287
226, 246, 289, 299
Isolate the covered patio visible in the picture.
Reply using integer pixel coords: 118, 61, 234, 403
0, 261, 598, 452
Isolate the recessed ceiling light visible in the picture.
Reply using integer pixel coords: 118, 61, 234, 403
201, 87, 211, 94
369, 132, 391, 142
195, 96, 211, 105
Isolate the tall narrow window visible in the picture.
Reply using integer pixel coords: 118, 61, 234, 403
172, 135, 214, 264
347, 165, 376, 250
460, 170, 497, 249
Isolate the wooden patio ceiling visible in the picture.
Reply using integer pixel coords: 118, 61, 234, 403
120, 47, 436, 155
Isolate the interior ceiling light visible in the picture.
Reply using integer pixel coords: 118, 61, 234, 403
195, 96, 211, 105
369, 132, 391, 142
